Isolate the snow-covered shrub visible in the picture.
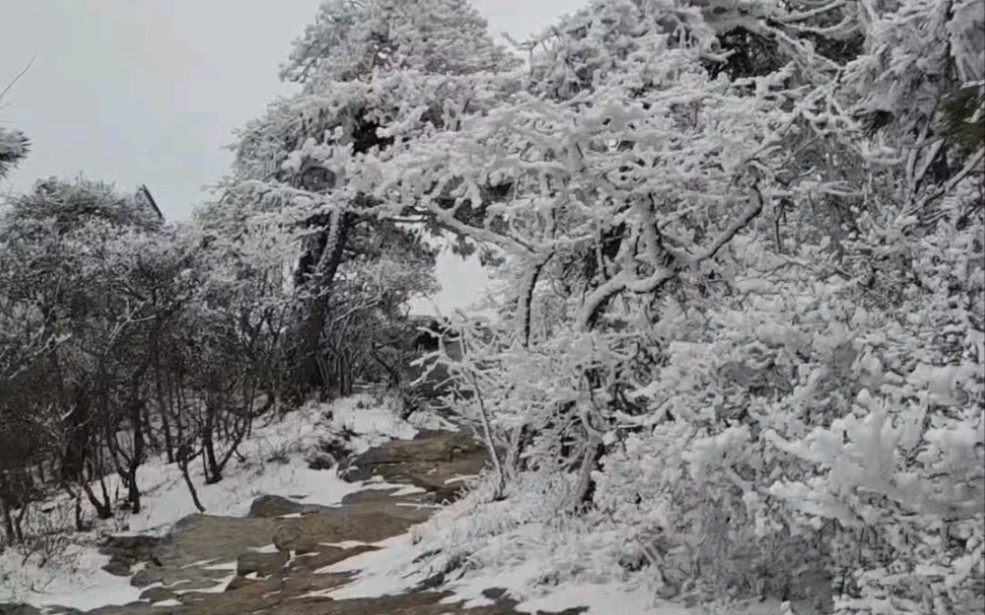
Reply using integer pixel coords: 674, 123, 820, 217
0, 128, 29, 180
599, 180, 984, 613
17, 505, 78, 569
346, 0, 985, 608
763, 209, 985, 614
303, 408, 357, 470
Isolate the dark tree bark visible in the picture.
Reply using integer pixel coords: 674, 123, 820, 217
296, 209, 352, 397
126, 398, 145, 514
0, 477, 15, 544
80, 474, 112, 519
177, 445, 206, 513
202, 403, 220, 484
60, 388, 90, 483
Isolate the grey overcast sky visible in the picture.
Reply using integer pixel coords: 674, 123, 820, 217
0, 0, 579, 219
0, 0, 580, 314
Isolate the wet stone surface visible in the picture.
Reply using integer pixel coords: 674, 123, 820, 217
46, 431, 582, 615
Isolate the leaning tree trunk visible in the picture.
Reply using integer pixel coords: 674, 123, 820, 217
177, 448, 206, 513
297, 209, 351, 397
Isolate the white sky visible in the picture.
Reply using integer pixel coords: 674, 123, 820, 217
0, 0, 580, 314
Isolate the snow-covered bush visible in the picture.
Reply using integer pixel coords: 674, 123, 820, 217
2, 0, 979, 611
0, 128, 28, 180
346, 0, 985, 610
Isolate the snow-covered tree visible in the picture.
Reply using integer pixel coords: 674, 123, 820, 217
0, 128, 28, 180
0, 178, 194, 522
226, 0, 514, 397
358, 0, 985, 611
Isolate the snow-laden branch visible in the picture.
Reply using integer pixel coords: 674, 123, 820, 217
578, 187, 765, 330
777, 0, 848, 22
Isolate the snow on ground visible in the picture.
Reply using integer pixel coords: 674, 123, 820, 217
308, 531, 690, 614
330, 396, 417, 450
122, 400, 375, 534
407, 408, 459, 432
516, 583, 690, 615
173, 573, 235, 595
306, 470, 697, 615
0, 545, 144, 612
0, 393, 427, 610
311, 534, 420, 596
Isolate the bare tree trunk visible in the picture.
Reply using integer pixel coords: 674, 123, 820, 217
81, 479, 112, 519
13, 497, 28, 544
519, 256, 551, 348
143, 406, 160, 453
571, 437, 604, 511
60, 389, 90, 484
78, 460, 112, 519
209, 413, 250, 484
468, 373, 506, 501
0, 482, 14, 545
371, 346, 403, 389
177, 449, 206, 513
202, 402, 221, 484
103, 408, 129, 488
156, 359, 175, 464
74, 494, 84, 531
98, 474, 111, 513
127, 398, 144, 514
160, 406, 174, 464
506, 424, 530, 479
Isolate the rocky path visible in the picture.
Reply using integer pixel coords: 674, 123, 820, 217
19, 431, 583, 615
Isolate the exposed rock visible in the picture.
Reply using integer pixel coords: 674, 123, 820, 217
100, 559, 132, 577
342, 430, 483, 470
130, 567, 165, 588
272, 522, 302, 553
286, 545, 377, 573
248, 495, 303, 518
236, 550, 289, 577
14, 430, 592, 615
271, 510, 413, 554
304, 430, 355, 470
99, 534, 165, 575
138, 586, 175, 603
84, 602, 153, 614
224, 575, 258, 591
162, 514, 276, 568
339, 430, 487, 501
305, 452, 336, 470
340, 488, 402, 504
100, 534, 163, 557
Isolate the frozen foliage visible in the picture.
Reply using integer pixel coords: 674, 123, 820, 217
220, 0, 474, 399
2, 0, 981, 611
278, 0, 983, 611
0, 128, 28, 179
280, 0, 517, 85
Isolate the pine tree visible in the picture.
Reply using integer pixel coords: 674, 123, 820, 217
0, 128, 28, 180
227, 0, 515, 398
